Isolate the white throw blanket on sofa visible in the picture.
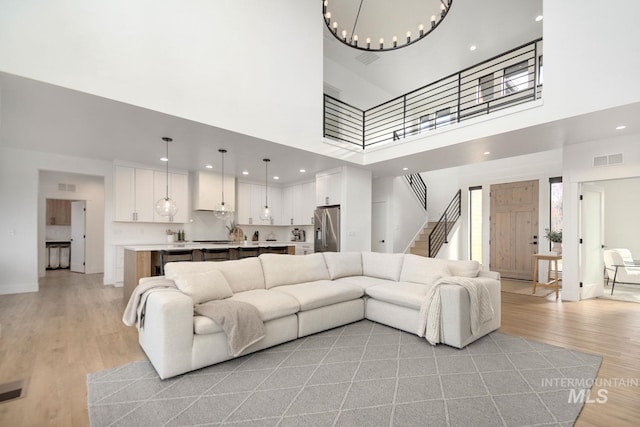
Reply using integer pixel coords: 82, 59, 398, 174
417, 276, 494, 345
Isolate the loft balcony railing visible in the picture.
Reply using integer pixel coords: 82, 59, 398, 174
324, 39, 543, 149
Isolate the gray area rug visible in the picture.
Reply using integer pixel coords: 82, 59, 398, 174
88, 320, 602, 427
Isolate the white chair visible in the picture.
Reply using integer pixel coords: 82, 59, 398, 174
603, 248, 640, 295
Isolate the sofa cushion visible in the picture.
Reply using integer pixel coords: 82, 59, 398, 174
323, 252, 363, 279
365, 282, 431, 310
362, 252, 405, 281
447, 260, 481, 278
260, 253, 330, 289
173, 269, 233, 304
229, 290, 300, 321
270, 280, 364, 311
399, 254, 450, 285
334, 275, 397, 290
164, 258, 265, 293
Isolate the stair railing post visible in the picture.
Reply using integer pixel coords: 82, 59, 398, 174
444, 212, 448, 244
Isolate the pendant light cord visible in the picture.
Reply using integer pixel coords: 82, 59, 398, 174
220, 149, 225, 205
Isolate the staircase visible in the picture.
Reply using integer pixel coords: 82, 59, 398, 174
410, 222, 438, 257
410, 189, 462, 258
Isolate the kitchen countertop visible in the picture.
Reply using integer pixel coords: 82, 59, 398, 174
123, 242, 299, 251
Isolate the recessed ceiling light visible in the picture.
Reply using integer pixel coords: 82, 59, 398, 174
402, 167, 409, 171
205, 164, 213, 169
483, 151, 491, 155
535, 15, 543, 22
242, 170, 249, 175
160, 157, 168, 162
615, 125, 626, 130
299, 169, 306, 173
469, 45, 477, 51
273, 176, 280, 180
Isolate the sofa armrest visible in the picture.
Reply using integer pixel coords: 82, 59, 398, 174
478, 270, 500, 281
137, 288, 194, 379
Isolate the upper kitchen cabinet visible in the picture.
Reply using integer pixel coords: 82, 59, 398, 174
282, 181, 315, 225
46, 199, 71, 225
114, 166, 154, 222
153, 171, 188, 223
193, 171, 236, 212
237, 182, 282, 225
316, 168, 342, 207
114, 165, 188, 223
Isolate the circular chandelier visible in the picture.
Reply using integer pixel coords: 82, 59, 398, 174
323, 0, 453, 52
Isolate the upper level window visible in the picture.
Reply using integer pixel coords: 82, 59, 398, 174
435, 108, 451, 128
504, 60, 530, 94
477, 73, 495, 104
538, 55, 544, 86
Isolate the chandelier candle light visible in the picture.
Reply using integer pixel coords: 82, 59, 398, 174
323, 0, 452, 51
155, 137, 178, 218
260, 158, 272, 222
214, 149, 232, 220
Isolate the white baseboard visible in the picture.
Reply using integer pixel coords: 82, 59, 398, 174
0, 282, 38, 295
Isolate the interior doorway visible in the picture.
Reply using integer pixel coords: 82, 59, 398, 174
489, 180, 539, 280
371, 201, 388, 252
70, 201, 86, 273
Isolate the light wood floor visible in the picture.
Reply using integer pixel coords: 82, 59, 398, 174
1, 271, 638, 427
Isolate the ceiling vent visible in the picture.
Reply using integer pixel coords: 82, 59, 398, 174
354, 51, 380, 66
323, 82, 341, 99
593, 153, 623, 167
57, 183, 77, 192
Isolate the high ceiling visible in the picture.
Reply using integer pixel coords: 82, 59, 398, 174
1, 0, 637, 185
323, 0, 543, 108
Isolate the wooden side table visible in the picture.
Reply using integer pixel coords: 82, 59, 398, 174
532, 254, 562, 299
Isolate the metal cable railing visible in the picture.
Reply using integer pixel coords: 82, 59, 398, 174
404, 173, 427, 211
429, 189, 461, 257
324, 39, 543, 149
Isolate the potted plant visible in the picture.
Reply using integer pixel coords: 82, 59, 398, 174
545, 228, 562, 254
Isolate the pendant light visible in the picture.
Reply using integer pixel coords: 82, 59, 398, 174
259, 158, 272, 221
214, 149, 232, 219
155, 137, 178, 218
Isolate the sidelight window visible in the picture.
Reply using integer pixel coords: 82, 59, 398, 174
469, 186, 483, 263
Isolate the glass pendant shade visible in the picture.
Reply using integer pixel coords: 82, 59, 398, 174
213, 149, 233, 220
259, 158, 272, 221
155, 137, 178, 217
260, 205, 271, 221
155, 197, 178, 217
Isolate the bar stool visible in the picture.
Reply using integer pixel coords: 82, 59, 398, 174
201, 248, 231, 262
237, 246, 259, 259
159, 249, 195, 275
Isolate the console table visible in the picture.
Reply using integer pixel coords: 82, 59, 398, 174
532, 253, 562, 299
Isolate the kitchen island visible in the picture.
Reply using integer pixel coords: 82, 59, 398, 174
123, 242, 295, 301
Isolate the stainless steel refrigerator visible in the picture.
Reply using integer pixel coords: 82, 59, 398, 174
314, 205, 340, 252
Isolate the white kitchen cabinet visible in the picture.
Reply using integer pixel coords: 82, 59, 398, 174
236, 182, 252, 224
282, 186, 294, 225
193, 171, 236, 212
115, 165, 188, 223
268, 186, 282, 225
295, 242, 314, 255
280, 181, 316, 225
153, 171, 188, 223
114, 166, 154, 222
238, 182, 285, 225
316, 169, 342, 207
301, 181, 316, 225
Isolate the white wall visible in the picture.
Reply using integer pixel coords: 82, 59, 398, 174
543, 0, 640, 118
562, 134, 640, 300
341, 165, 372, 251
0, 147, 114, 295
38, 171, 105, 276
0, 0, 323, 152
598, 178, 640, 257
323, 57, 394, 109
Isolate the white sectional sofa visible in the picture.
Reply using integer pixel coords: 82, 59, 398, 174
131, 252, 501, 379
